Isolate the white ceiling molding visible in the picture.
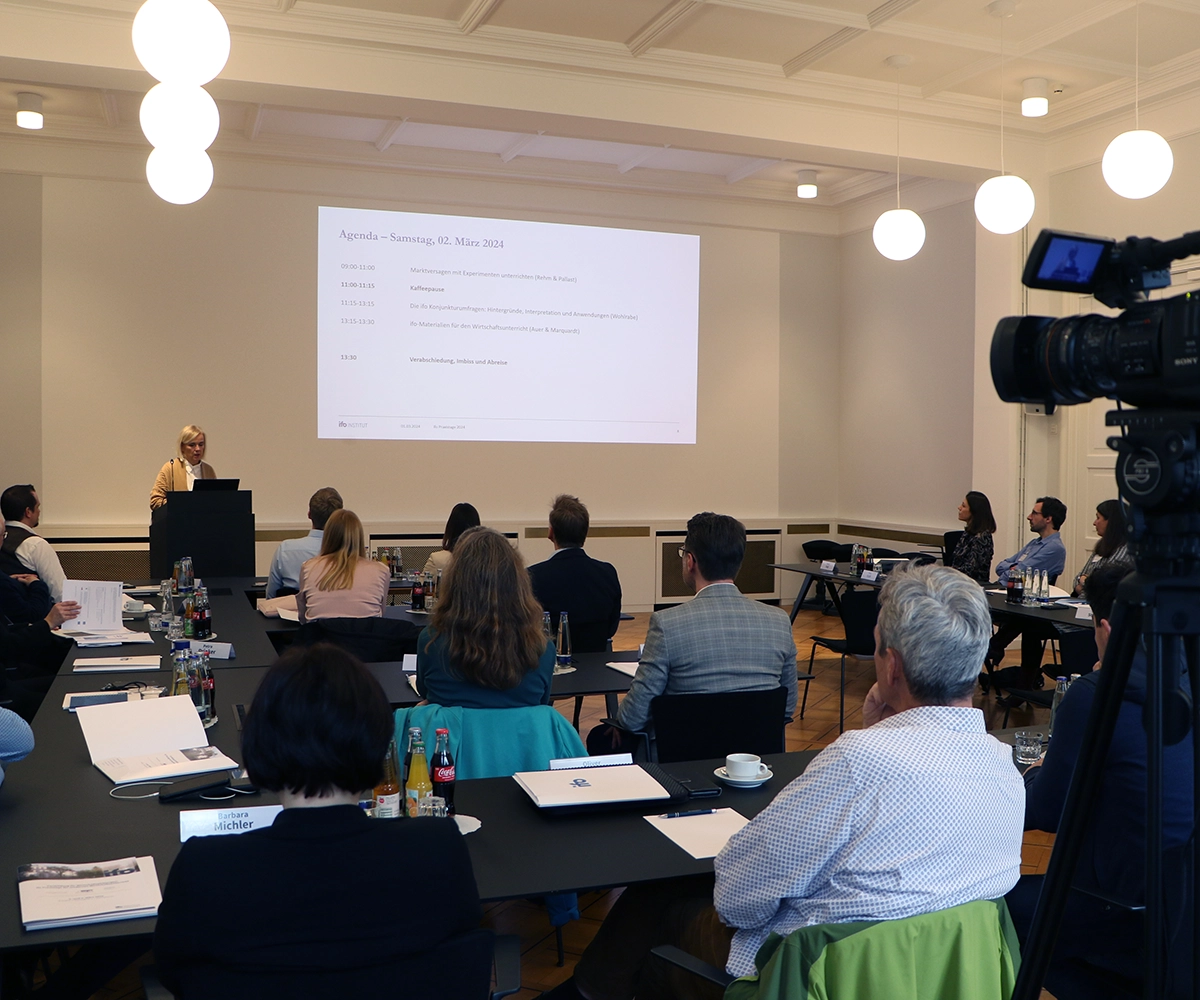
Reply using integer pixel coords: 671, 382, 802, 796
458, 0, 504, 35
374, 117, 407, 152
627, 0, 707, 57
243, 103, 264, 141
617, 146, 668, 174
98, 89, 119, 127
498, 130, 544, 162
782, 0, 923, 77
725, 156, 777, 183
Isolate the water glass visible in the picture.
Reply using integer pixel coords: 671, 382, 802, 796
167, 616, 184, 641
1014, 730, 1045, 765
417, 796, 448, 818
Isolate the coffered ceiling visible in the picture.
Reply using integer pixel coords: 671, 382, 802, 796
2, 0, 1199, 208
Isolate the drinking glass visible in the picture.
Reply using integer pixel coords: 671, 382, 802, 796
1014, 730, 1045, 765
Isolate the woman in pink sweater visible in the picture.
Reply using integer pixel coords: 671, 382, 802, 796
296, 510, 389, 622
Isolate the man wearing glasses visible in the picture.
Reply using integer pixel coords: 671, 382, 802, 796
586, 511, 797, 754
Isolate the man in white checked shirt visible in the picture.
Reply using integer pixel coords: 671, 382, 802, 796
566, 564, 1024, 1000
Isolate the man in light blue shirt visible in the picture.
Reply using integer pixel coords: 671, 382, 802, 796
988, 496, 1068, 692
994, 496, 1068, 582
266, 488, 343, 598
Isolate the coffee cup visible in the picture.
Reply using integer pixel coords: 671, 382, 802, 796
725, 753, 762, 779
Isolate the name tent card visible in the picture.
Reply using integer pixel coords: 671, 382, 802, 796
819, 560, 836, 572
179, 805, 283, 842
188, 639, 235, 659
861, 570, 879, 582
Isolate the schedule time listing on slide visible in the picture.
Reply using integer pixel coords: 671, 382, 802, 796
316, 206, 700, 444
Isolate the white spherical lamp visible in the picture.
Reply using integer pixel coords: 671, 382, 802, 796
140, 84, 220, 150
1102, 129, 1173, 199
872, 208, 926, 261
132, 0, 231, 86
974, 174, 1035, 234
146, 147, 214, 205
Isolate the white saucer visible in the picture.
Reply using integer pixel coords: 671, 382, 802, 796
714, 765, 773, 788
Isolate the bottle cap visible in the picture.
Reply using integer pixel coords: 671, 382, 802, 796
436, 728, 449, 735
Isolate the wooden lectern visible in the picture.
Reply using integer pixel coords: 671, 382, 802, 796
149, 490, 255, 579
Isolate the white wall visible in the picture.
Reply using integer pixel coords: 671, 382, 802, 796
837, 200, 978, 533
37, 175, 786, 529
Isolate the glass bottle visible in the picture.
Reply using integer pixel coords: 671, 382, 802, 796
1049, 676, 1069, 734
182, 590, 196, 639
374, 740, 402, 819
402, 726, 421, 788
556, 612, 572, 670
199, 650, 216, 727
405, 735, 432, 817
411, 574, 425, 611
430, 728, 456, 815
543, 611, 553, 644
171, 643, 191, 697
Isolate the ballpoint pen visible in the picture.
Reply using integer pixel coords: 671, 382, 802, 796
660, 808, 717, 819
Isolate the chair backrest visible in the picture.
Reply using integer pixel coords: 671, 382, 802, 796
801, 540, 839, 561
296, 616, 421, 662
172, 927, 495, 1000
899, 551, 937, 566
837, 587, 879, 656
870, 547, 900, 558
725, 899, 1019, 1000
394, 703, 587, 779
649, 687, 787, 764
943, 530, 965, 566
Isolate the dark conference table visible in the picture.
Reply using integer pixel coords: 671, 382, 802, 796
0, 645, 812, 951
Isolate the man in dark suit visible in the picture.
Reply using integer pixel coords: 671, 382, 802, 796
528, 495, 622, 654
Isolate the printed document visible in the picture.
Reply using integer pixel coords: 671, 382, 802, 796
514, 764, 670, 808
644, 808, 749, 859
60, 580, 123, 633
18, 857, 161, 930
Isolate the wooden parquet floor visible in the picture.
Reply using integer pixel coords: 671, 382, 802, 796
88, 604, 1056, 999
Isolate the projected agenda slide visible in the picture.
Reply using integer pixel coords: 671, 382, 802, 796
317, 206, 699, 444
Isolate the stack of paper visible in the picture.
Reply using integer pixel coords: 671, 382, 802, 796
17, 857, 161, 930
61, 580, 155, 646
644, 808, 749, 859
75, 696, 237, 785
606, 661, 639, 678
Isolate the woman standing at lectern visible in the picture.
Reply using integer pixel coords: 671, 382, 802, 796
150, 425, 216, 510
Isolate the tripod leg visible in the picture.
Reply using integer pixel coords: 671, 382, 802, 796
1187, 635, 1200, 1000
1012, 597, 1142, 1000
1145, 633, 1168, 1000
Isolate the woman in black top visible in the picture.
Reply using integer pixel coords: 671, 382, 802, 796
950, 491, 996, 584
154, 644, 483, 999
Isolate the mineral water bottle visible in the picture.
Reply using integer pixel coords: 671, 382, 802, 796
1049, 676, 1069, 734
543, 611, 553, 643
556, 612, 572, 670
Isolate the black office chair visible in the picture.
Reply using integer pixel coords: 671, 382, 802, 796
649, 686, 789, 764
141, 931, 521, 1000
900, 551, 938, 566
870, 547, 900, 558
799, 541, 853, 612
295, 616, 421, 662
807, 585, 878, 733
943, 529, 965, 568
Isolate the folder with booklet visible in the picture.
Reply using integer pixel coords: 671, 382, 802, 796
75, 695, 237, 785
513, 763, 675, 810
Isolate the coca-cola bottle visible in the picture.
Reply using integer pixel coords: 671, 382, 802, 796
429, 728, 455, 815
411, 575, 426, 611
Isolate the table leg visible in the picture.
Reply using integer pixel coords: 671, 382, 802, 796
605, 692, 620, 718
789, 574, 816, 623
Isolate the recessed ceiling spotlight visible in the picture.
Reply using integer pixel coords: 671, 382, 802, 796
796, 169, 818, 199
1022, 77, 1048, 117
16, 93, 44, 130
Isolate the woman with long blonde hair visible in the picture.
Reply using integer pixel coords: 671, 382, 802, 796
296, 510, 389, 622
416, 526, 555, 708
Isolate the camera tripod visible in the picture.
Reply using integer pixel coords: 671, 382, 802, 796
1013, 409, 1200, 1000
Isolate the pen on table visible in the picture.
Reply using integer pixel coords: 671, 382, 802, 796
660, 808, 717, 819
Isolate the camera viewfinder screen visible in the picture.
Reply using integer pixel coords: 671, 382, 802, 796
1035, 237, 1107, 289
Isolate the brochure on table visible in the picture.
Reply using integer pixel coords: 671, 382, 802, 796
17, 857, 161, 931
75, 695, 237, 785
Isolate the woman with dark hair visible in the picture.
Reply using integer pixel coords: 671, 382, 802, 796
154, 644, 481, 997
950, 491, 996, 584
422, 502, 481, 575
416, 526, 555, 708
1072, 499, 1132, 596
295, 509, 389, 622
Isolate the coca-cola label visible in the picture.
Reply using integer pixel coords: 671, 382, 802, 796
432, 765, 455, 783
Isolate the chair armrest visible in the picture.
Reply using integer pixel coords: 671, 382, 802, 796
650, 945, 735, 988
492, 933, 522, 999
140, 965, 175, 1000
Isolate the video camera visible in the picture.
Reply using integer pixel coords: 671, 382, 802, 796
990, 228, 1200, 412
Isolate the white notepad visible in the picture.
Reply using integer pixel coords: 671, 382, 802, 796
644, 808, 749, 859
513, 764, 670, 808
606, 661, 639, 677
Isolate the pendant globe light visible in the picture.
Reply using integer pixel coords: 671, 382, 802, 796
873, 55, 926, 262
132, 0, 229, 204
1102, 0, 1172, 199
974, 0, 1035, 235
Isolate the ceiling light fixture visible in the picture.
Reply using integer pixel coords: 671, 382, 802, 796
132, 0, 229, 204
1102, 0, 1172, 199
873, 55, 925, 261
16, 93, 44, 130
974, 1, 1035, 235
796, 169, 818, 199
1021, 77, 1048, 117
